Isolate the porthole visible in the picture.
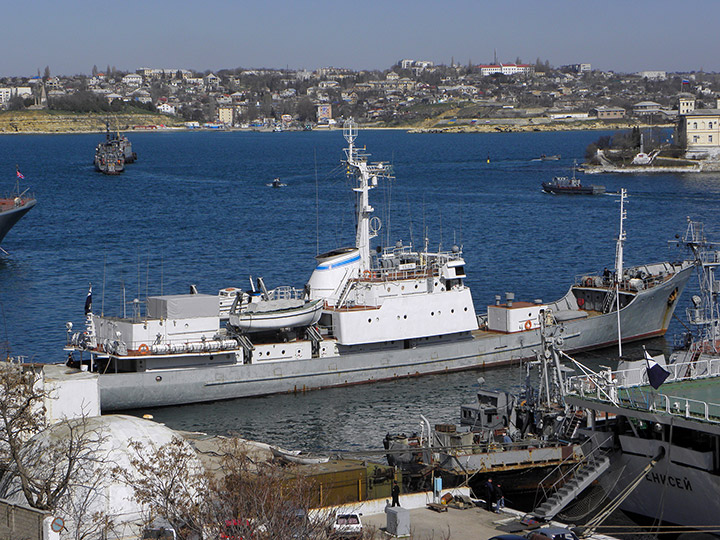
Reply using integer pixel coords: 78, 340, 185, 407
281, 350, 285, 355
155, 376, 162, 382
431, 311, 435, 316
401, 286, 405, 290
415, 284, 418, 289
464, 307, 468, 311
451, 309, 455, 313
403, 315, 407, 319
368, 318, 372, 323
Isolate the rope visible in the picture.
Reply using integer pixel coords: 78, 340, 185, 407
581, 452, 662, 538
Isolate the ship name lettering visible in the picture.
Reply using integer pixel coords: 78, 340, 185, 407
645, 472, 692, 491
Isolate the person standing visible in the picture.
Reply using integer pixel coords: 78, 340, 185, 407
495, 483, 505, 512
391, 481, 401, 507
484, 477, 495, 512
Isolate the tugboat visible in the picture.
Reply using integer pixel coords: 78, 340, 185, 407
0, 167, 36, 249
542, 163, 605, 195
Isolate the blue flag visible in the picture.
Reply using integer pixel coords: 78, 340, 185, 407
645, 348, 670, 389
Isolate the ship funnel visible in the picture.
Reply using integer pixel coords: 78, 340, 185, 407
505, 292, 514, 307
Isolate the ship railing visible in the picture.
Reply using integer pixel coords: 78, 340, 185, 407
267, 286, 304, 301
568, 360, 720, 424
369, 267, 435, 281
616, 386, 720, 424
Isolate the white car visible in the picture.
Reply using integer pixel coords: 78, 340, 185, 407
332, 513, 363, 539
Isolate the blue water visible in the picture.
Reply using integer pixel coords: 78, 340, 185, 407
1, 129, 719, 451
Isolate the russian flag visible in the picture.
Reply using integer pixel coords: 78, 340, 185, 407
645, 348, 670, 389
682, 79, 690, 85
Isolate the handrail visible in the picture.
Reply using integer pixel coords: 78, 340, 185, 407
532, 435, 606, 511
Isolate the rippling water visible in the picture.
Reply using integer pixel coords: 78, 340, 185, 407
1, 128, 719, 453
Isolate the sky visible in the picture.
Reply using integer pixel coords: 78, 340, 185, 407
3, 0, 720, 77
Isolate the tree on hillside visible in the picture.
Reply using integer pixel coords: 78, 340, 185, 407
43, 66, 50, 81
92, 65, 98, 77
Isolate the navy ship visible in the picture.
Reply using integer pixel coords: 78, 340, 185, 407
94, 122, 136, 174
0, 168, 36, 248
64, 121, 693, 411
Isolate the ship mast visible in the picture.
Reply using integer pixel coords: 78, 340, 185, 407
614, 188, 627, 356
343, 119, 392, 270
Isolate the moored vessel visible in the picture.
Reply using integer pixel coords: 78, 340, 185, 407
64, 120, 693, 411
0, 167, 36, 248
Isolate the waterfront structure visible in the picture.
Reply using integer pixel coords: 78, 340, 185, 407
676, 97, 720, 158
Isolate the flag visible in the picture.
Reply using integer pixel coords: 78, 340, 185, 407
645, 348, 670, 389
84, 284, 92, 316
16, 169, 24, 180
682, 79, 690, 85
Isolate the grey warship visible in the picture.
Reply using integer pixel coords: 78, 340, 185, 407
0, 168, 36, 247
94, 122, 136, 174
65, 121, 694, 411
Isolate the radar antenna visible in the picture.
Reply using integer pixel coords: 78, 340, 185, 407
343, 119, 358, 145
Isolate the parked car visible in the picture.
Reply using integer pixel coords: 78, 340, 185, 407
331, 512, 363, 539
526, 527, 580, 540
489, 535, 529, 540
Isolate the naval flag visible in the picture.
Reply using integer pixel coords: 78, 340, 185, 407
645, 348, 670, 389
16, 169, 24, 180
84, 284, 92, 316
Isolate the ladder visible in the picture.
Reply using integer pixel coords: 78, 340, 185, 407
602, 289, 617, 314
532, 433, 613, 521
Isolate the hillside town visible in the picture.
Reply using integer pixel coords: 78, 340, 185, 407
1, 60, 719, 135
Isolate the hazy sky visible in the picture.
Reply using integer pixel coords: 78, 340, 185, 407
4, 0, 719, 77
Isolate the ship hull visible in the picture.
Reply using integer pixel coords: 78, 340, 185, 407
600, 437, 720, 527
92, 264, 693, 411
0, 199, 36, 244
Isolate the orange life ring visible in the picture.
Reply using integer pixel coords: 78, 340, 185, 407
524, 320, 533, 331
138, 344, 150, 355
584, 277, 593, 287
363, 270, 372, 279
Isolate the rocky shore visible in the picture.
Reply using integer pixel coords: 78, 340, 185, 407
0, 110, 184, 134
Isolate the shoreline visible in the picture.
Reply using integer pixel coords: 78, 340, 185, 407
0, 110, 671, 135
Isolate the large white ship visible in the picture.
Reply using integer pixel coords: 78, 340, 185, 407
64, 121, 694, 411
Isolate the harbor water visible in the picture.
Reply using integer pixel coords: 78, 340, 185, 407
1, 128, 719, 454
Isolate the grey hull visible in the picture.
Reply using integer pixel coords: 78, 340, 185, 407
0, 199, 36, 244
97, 264, 693, 411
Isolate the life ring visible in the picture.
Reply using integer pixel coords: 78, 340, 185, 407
584, 277, 593, 287
138, 344, 150, 355
524, 320, 533, 331
363, 270, 372, 279
577, 297, 585, 307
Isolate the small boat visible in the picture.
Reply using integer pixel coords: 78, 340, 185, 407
542, 164, 605, 195
0, 168, 36, 247
270, 445, 330, 465
266, 178, 287, 188
532, 154, 561, 161
227, 278, 323, 333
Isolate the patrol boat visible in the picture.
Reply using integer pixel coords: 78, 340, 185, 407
64, 120, 694, 411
